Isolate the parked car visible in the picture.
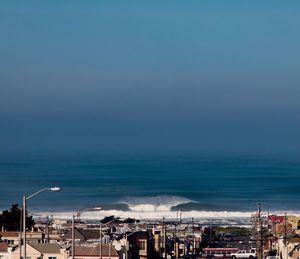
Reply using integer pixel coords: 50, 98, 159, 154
231, 250, 256, 258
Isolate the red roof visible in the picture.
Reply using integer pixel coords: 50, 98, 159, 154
269, 216, 285, 223
75, 244, 119, 257
0, 232, 19, 237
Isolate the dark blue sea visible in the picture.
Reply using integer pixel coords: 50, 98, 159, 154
1, 152, 300, 222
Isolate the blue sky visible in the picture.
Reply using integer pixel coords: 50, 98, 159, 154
1, 1, 299, 155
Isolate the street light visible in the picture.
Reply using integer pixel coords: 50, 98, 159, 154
72, 207, 102, 259
23, 187, 61, 259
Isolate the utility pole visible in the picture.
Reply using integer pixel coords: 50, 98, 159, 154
109, 242, 111, 259
162, 217, 167, 259
72, 215, 75, 259
46, 216, 50, 243
125, 233, 128, 259
99, 223, 102, 259
256, 203, 263, 259
179, 210, 182, 224
284, 212, 288, 259
192, 217, 195, 254
19, 208, 22, 259
209, 218, 212, 244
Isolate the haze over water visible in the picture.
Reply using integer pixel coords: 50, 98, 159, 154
0, 1, 300, 220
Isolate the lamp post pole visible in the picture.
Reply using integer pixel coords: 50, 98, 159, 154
22, 187, 61, 259
22, 196, 26, 259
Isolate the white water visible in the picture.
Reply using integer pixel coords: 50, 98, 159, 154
33, 196, 300, 225
119, 195, 192, 212
36, 209, 252, 221
33, 209, 300, 228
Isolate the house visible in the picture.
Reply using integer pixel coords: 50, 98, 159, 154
288, 217, 300, 230
63, 228, 100, 244
0, 231, 51, 246
0, 243, 12, 259
26, 232, 45, 244
277, 231, 300, 259
126, 231, 155, 259
74, 244, 119, 259
11, 243, 68, 259
273, 222, 292, 236
0, 232, 20, 246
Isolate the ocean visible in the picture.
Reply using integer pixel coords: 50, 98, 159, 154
1, 152, 300, 225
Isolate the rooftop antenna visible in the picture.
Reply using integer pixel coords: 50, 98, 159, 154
179, 210, 182, 223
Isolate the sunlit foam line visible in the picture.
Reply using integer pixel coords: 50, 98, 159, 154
35, 210, 253, 220
34, 209, 300, 221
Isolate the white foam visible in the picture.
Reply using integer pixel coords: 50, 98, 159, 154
33, 195, 300, 224
119, 195, 193, 212
35, 209, 300, 224
36, 209, 252, 221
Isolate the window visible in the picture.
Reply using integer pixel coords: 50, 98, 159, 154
138, 240, 146, 251
4, 239, 14, 245
49, 257, 57, 259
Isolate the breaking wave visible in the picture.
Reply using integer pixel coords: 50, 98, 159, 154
35, 196, 254, 225
33, 195, 300, 226
119, 195, 192, 212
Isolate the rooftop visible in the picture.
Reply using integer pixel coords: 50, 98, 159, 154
75, 244, 118, 257
29, 243, 62, 254
0, 232, 19, 238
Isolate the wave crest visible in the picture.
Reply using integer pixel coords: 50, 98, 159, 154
119, 195, 192, 212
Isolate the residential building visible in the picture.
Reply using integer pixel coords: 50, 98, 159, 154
126, 231, 155, 259
74, 244, 119, 259
11, 243, 68, 259
0, 232, 20, 246
288, 217, 300, 230
63, 228, 100, 244
0, 243, 12, 259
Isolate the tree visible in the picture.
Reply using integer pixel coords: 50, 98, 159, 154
0, 204, 34, 231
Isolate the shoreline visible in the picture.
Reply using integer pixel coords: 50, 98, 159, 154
30, 209, 300, 227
